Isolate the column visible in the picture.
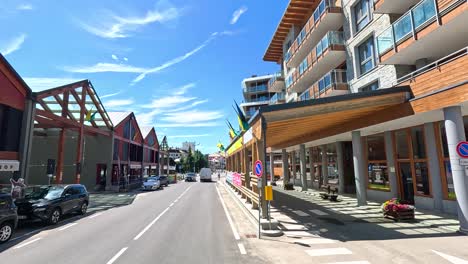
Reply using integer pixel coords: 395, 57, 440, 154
291, 150, 296, 184
321, 145, 328, 186
352, 131, 367, 206
282, 149, 290, 184
384, 131, 398, 198
56, 128, 66, 184
269, 153, 275, 182
300, 144, 308, 191
424, 123, 444, 211
443, 106, 468, 232
336, 142, 345, 194
308, 147, 314, 188
257, 138, 268, 218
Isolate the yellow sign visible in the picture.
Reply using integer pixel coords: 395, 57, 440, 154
227, 137, 243, 155
265, 185, 273, 201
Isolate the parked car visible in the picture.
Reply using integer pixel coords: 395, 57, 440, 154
185, 173, 196, 182
156, 175, 169, 187
199, 168, 212, 182
0, 193, 18, 243
15, 184, 89, 225
141, 177, 161, 191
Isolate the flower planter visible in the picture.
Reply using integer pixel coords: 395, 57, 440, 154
383, 209, 415, 221
381, 198, 415, 221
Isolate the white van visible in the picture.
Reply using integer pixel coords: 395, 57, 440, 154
199, 168, 212, 182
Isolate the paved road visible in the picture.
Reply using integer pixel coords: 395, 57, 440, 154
0, 180, 253, 264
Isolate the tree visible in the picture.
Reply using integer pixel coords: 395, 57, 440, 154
193, 150, 208, 172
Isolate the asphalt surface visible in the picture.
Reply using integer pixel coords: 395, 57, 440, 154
0, 179, 252, 264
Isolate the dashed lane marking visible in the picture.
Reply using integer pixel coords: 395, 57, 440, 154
14, 237, 42, 249
106, 247, 128, 264
309, 209, 329, 216
238, 243, 247, 255
292, 210, 310, 217
305, 248, 353, 257
58, 223, 77, 231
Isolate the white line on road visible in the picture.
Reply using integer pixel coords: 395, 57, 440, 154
106, 247, 128, 264
58, 223, 78, 231
88, 212, 103, 219
238, 243, 247, 255
169, 202, 174, 207
14, 237, 42, 249
309, 209, 329, 216
134, 207, 170, 240
306, 248, 353, 257
292, 210, 310, 217
432, 250, 468, 264
215, 185, 241, 240
324, 261, 370, 264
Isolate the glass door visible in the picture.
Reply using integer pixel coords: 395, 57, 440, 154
395, 129, 415, 204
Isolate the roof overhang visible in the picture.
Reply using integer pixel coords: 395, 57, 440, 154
260, 87, 413, 149
263, 0, 318, 63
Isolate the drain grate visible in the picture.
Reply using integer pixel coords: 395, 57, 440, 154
318, 217, 345, 226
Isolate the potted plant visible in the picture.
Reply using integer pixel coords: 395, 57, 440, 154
381, 198, 415, 221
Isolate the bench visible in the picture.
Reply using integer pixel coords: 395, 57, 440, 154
319, 185, 339, 202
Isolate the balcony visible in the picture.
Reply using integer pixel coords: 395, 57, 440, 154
298, 70, 349, 101
269, 92, 286, 105
374, 0, 420, 14
244, 96, 270, 103
268, 72, 285, 92
243, 84, 268, 94
376, 0, 468, 65
286, 0, 343, 68
287, 31, 346, 94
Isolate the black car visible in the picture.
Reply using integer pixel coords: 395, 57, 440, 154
0, 193, 17, 243
15, 184, 89, 225
153, 175, 169, 187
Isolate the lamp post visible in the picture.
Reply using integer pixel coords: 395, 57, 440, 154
160, 136, 174, 182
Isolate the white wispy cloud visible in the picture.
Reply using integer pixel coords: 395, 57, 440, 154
111, 54, 118, 61
157, 122, 219, 128
63, 63, 148, 73
173, 83, 195, 95
142, 95, 196, 109
104, 99, 135, 108
100, 90, 123, 99
17, 4, 33, 10
131, 35, 216, 84
137, 109, 163, 126
230, 6, 247, 25
78, 5, 181, 39
161, 110, 223, 124
168, 134, 211, 138
0, 34, 27, 56
167, 99, 209, 113
124, 57, 129, 61
23, 77, 81, 92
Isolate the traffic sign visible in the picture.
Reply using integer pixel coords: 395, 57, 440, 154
456, 141, 468, 158
254, 160, 263, 178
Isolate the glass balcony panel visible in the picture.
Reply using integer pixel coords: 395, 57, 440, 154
376, 27, 394, 55
393, 13, 412, 42
412, 0, 436, 29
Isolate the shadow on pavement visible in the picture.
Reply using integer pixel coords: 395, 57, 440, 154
271, 188, 462, 242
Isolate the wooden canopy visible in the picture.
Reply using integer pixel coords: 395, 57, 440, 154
263, 0, 318, 63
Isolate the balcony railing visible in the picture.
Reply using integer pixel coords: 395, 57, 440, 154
268, 71, 284, 87
243, 84, 268, 93
286, 0, 341, 62
270, 92, 286, 104
299, 69, 347, 101
376, 0, 437, 56
245, 109, 257, 117
244, 96, 270, 103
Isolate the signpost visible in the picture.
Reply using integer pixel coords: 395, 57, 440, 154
254, 160, 263, 238
456, 141, 468, 176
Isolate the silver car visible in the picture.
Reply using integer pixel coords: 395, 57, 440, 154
141, 177, 161, 191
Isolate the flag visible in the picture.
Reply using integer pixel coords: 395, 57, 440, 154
226, 120, 238, 139
217, 141, 225, 151
233, 101, 249, 132
86, 111, 98, 122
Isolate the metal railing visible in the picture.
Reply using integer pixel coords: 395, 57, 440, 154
299, 69, 347, 101
244, 96, 270, 103
376, 0, 437, 56
243, 84, 268, 93
268, 71, 285, 87
270, 92, 286, 104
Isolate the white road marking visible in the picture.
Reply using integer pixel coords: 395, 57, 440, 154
215, 185, 241, 240
106, 247, 128, 264
14, 237, 42, 249
310, 209, 329, 216
88, 212, 103, 219
238, 243, 247, 255
432, 250, 468, 264
134, 207, 170, 240
306, 248, 353, 257
220, 180, 259, 230
169, 202, 174, 207
294, 238, 335, 245
58, 223, 77, 231
324, 261, 370, 264
174, 199, 179, 203
292, 210, 310, 216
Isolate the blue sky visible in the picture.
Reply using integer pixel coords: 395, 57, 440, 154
0, 0, 286, 154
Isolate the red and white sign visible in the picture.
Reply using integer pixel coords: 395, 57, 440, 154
456, 141, 468, 158
254, 160, 263, 178
233, 172, 242, 186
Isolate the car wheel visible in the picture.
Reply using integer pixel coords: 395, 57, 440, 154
48, 208, 61, 225
0, 222, 13, 243
79, 202, 88, 215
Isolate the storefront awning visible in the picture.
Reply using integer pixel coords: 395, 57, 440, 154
259, 87, 414, 149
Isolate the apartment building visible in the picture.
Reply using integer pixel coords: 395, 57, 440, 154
226, 0, 468, 232
240, 74, 282, 120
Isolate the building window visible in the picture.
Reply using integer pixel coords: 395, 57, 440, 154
354, 0, 372, 32
366, 134, 390, 191
360, 81, 379, 92
0, 104, 23, 152
123, 120, 131, 139
357, 37, 376, 75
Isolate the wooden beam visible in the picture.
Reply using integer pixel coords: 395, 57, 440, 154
36, 80, 88, 99
86, 86, 112, 130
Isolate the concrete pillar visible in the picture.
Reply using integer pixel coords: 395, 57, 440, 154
352, 131, 367, 206
282, 149, 290, 184
443, 106, 468, 232
308, 147, 314, 188
106, 133, 115, 190
299, 144, 308, 191
424, 122, 444, 211
20, 99, 36, 182
321, 145, 329, 186
336, 142, 345, 194
384, 131, 398, 198
269, 153, 274, 182
291, 151, 296, 183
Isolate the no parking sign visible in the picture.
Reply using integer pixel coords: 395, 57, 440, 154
254, 160, 263, 178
